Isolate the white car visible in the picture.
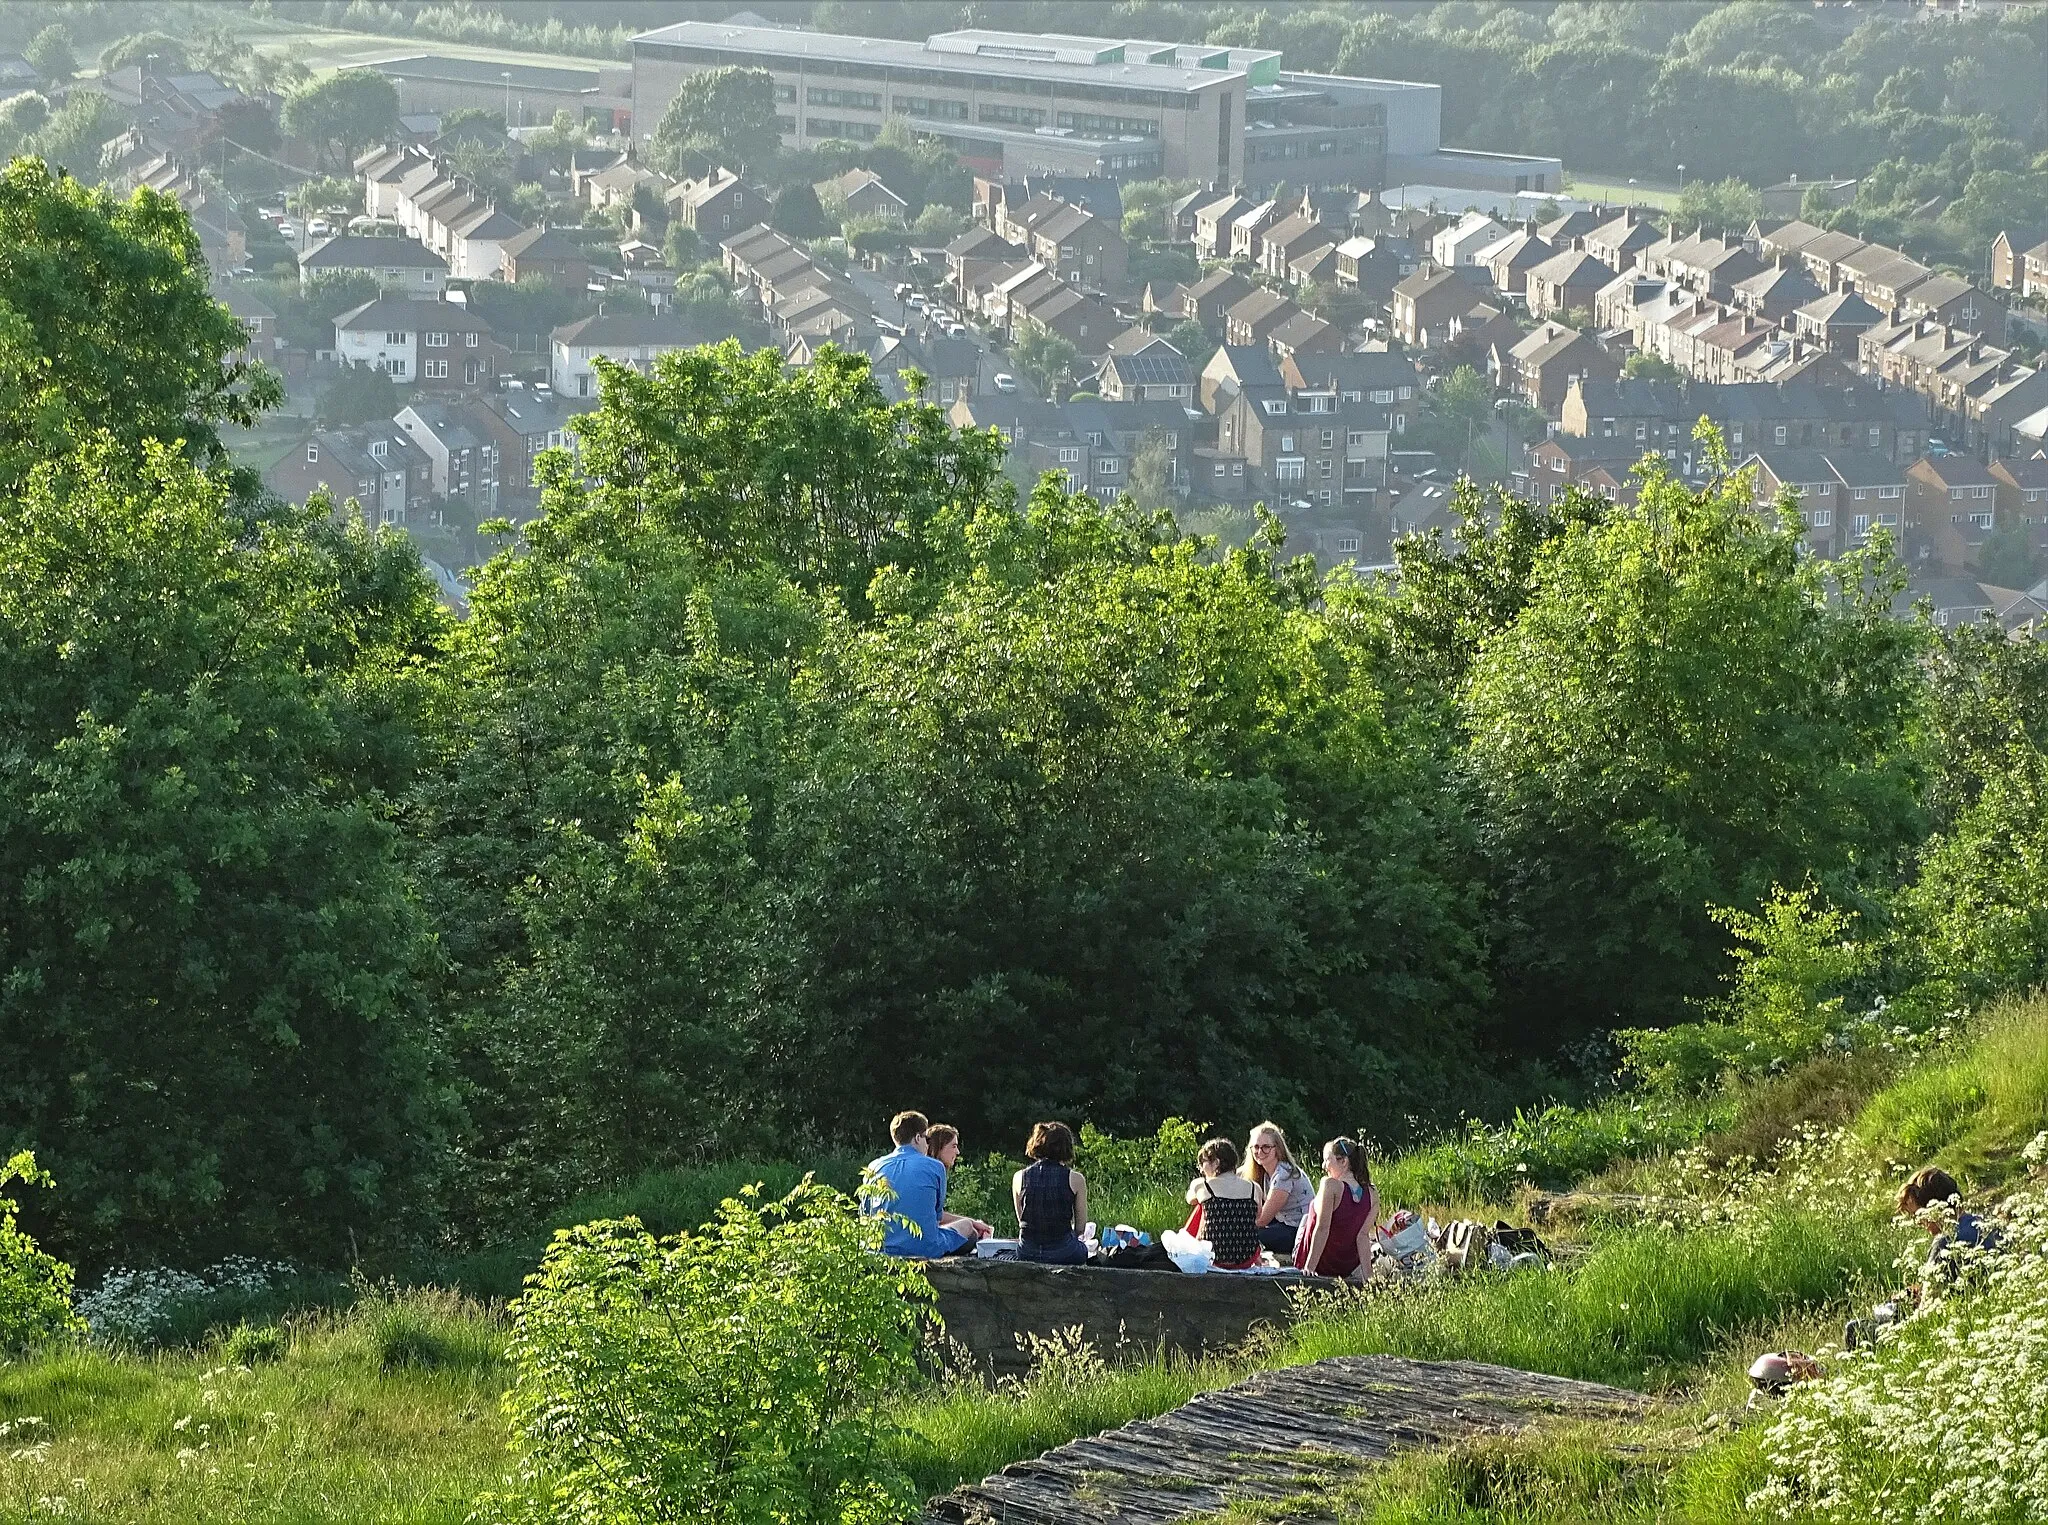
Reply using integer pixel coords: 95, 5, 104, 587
307, 217, 332, 237
907, 294, 928, 313
991, 372, 1017, 394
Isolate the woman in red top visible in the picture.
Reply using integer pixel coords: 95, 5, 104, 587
1295, 1137, 1381, 1281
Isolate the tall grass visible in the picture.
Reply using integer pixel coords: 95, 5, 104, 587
1856, 993, 2048, 1186
1286, 1211, 1892, 1391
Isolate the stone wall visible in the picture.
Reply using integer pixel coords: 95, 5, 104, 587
922, 1258, 1339, 1380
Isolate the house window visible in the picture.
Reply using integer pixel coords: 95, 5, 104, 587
1879, 485, 1902, 499
1233, 463, 1244, 476
1321, 430, 1335, 448
1308, 396, 1333, 414
1214, 462, 1227, 478
578, 375, 590, 397
1335, 534, 1360, 553
1854, 514, 1870, 534
1059, 447, 1080, 463
1370, 388, 1395, 404
1318, 487, 1333, 503
1280, 434, 1296, 452
1853, 488, 1869, 500
1951, 486, 1966, 500
1774, 425, 1788, 444
385, 331, 407, 345
424, 331, 449, 347
465, 360, 480, 384
1263, 399, 1288, 415
1275, 458, 1305, 481
1635, 424, 1647, 442
1731, 426, 1744, 445
1165, 433, 1177, 449
466, 332, 480, 348
423, 359, 448, 379
1970, 512, 1994, 528
1397, 387, 1414, 400
380, 502, 400, 527
1096, 458, 1119, 475
1975, 485, 1992, 499
1347, 430, 1368, 447
1808, 508, 1833, 527
305, 442, 319, 462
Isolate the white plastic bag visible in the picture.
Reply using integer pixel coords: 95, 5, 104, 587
1161, 1228, 1214, 1274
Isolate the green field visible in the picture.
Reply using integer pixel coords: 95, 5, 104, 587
1563, 173, 1684, 213
11, 996, 2045, 1524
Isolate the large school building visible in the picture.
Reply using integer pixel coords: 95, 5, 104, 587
629, 21, 1452, 192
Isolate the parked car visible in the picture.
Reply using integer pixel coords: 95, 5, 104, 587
893, 282, 912, 300
992, 372, 1017, 393
307, 217, 332, 237
907, 294, 928, 313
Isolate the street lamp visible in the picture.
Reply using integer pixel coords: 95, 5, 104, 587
1677, 163, 1686, 192
501, 72, 511, 130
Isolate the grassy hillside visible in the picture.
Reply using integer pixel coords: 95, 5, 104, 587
6, 996, 2048, 1523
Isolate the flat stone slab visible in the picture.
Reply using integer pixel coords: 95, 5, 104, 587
924, 1258, 1341, 1380
921, 1354, 1651, 1524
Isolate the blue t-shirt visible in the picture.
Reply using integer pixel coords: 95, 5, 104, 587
864, 1144, 958, 1257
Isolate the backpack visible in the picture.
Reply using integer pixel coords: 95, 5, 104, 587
1101, 1240, 1180, 1272
1492, 1221, 1547, 1259
1441, 1219, 1491, 1274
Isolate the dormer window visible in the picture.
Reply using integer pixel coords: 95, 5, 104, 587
305, 442, 319, 463
1262, 399, 1287, 415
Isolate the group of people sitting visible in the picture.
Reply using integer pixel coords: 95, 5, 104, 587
863, 1111, 1386, 1280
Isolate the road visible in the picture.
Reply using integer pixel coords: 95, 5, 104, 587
843, 262, 1041, 401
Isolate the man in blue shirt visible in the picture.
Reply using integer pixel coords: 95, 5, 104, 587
863, 1111, 990, 1258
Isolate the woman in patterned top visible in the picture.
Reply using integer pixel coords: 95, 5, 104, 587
1186, 1137, 1263, 1269
1243, 1121, 1311, 1256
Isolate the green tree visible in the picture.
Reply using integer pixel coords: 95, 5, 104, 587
0, 160, 280, 494
0, 1153, 81, 1353
771, 181, 830, 239
1978, 519, 2040, 591
1012, 322, 1077, 400
1676, 176, 1764, 236
99, 32, 187, 75
1460, 444, 1925, 1038
24, 25, 75, 83
651, 66, 779, 176
1126, 427, 1175, 512
1623, 351, 1683, 383
1162, 317, 1214, 366
281, 70, 400, 171
527, 108, 585, 172
16, 90, 118, 177
319, 364, 402, 425
0, 442, 452, 1267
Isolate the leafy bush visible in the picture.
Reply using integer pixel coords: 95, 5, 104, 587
0, 1152, 81, 1353
1856, 995, 2048, 1186
1618, 886, 1884, 1094
346, 1285, 500, 1375
482, 1179, 931, 1525
220, 1321, 286, 1366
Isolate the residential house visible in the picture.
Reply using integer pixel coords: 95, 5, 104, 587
1178, 269, 1256, 330
1258, 210, 1335, 281
394, 402, 498, 518
1214, 367, 1392, 513
1473, 227, 1554, 297
666, 167, 761, 235
1192, 192, 1252, 262
445, 205, 526, 281
264, 426, 431, 527
1223, 288, 1300, 348
356, 144, 431, 220
580, 155, 664, 215
500, 226, 596, 291
1281, 348, 1422, 440
1908, 453, 2004, 568
1838, 245, 1931, 310
220, 285, 277, 366
1230, 198, 1284, 263
1537, 208, 1604, 246
1693, 313, 1780, 385
1498, 323, 1618, 413
1199, 345, 1284, 417
1583, 210, 1659, 274
1525, 247, 1616, 320
1990, 230, 2048, 299
333, 296, 507, 388
1013, 199, 1128, 294
1011, 283, 1115, 351
1731, 260, 1823, 323
868, 326, 981, 403
1793, 289, 1884, 357
1389, 265, 1488, 348
720, 224, 799, 284
1332, 236, 1410, 309
1990, 454, 2048, 561
985, 263, 1062, 332
550, 312, 709, 398
1859, 316, 2048, 458
1560, 376, 1932, 470
1897, 273, 2005, 341
945, 226, 1025, 305
1267, 309, 1338, 361
1792, 228, 1871, 291
1289, 239, 1344, 290
1596, 270, 1669, 336
1163, 185, 1210, 243
1514, 434, 1645, 505
1096, 334, 1196, 403
472, 391, 598, 517
1742, 446, 1907, 558
299, 234, 448, 295
1428, 210, 1509, 272
817, 167, 908, 221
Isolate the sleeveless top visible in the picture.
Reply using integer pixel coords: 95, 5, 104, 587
1018, 1159, 1077, 1248
1295, 1180, 1377, 1278
1194, 1180, 1261, 1268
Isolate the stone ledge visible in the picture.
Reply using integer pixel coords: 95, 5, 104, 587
921, 1257, 1341, 1379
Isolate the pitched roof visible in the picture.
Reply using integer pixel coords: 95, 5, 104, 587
300, 235, 449, 271
335, 296, 495, 334
1103, 348, 1195, 388
1796, 289, 1883, 327
501, 226, 593, 262
553, 312, 710, 348
1527, 248, 1615, 288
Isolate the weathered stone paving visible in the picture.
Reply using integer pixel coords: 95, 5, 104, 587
921, 1355, 1650, 1524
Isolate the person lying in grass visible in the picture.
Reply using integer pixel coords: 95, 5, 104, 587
1898, 1164, 2001, 1276
1244, 1121, 1311, 1257
1185, 1137, 1263, 1269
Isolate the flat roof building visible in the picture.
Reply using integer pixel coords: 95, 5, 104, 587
631, 21, 1412, 191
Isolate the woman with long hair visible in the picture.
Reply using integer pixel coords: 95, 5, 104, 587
1242, 1121, 1311, 1256
1295, 1136, 1381, 1281
1011, 1121, 1091, 1265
